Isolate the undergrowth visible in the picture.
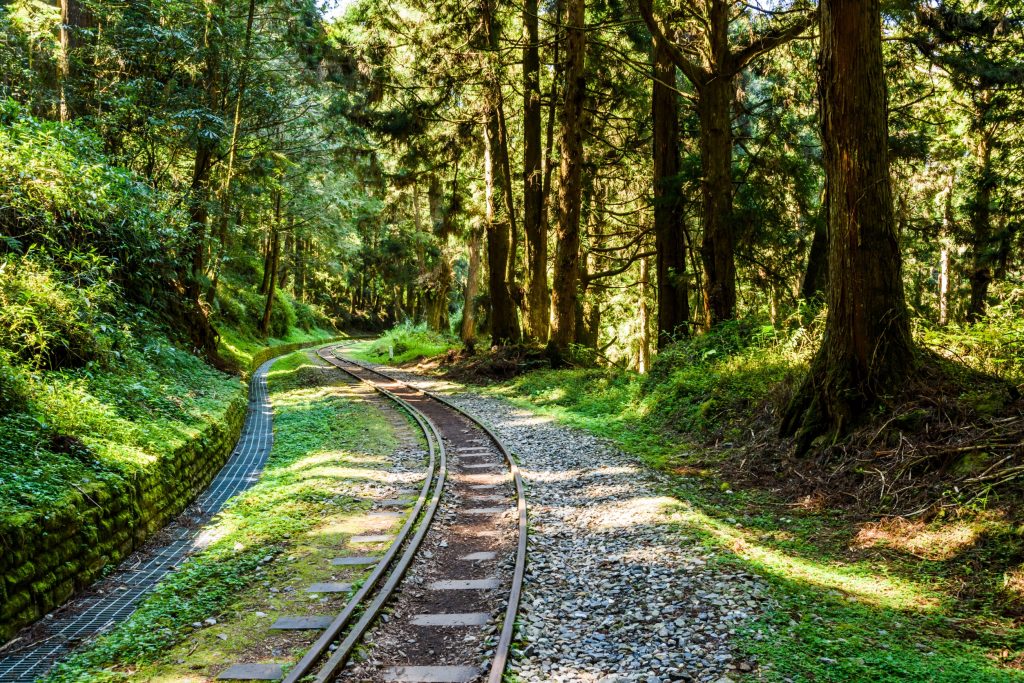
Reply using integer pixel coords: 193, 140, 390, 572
352, 321, 458, 365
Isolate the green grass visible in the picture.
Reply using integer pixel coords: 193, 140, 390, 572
350, 322, 458, 366
44, 350, 403, 681
483, 320, 1024, 682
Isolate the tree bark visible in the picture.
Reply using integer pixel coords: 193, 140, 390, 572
652, 40, 689, 348
550, 0, 586, 354
966, 129, 994, 323
461, 224, 483, 348
523, 0, 548, 342
58, 0, 93, 121
698, 74, 736, 327
484, 105, 520, 344
781, 0, 914, 451
260, 193, 282, 336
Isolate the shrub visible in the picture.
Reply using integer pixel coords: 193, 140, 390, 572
0, 254, 121, 369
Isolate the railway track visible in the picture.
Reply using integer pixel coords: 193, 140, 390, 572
219, 343, 527, 683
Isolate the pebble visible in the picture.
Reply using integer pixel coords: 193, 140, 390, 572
378, 366, 773, 683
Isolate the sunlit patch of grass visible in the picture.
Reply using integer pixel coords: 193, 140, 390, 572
44, 350, 409, 681
669, 502, 940, 612
853, 517, 981, 561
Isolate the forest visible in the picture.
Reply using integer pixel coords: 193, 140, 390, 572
1, 0, 1024, 681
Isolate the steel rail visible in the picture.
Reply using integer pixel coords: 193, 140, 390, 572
280, 344, 446, 683
331, 351, 528, 683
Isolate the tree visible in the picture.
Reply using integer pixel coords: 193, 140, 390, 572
522, 0, 548, 341
781, 0, 915, 449
550, 0, 586, 353
651, 39, 689, 347
638, 0, 813, 326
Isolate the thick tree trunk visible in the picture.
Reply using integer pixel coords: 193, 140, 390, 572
550, 0, 586, 354
523, 0, 548, 342
782, 0, 914, 450
652, 41, 689, 348
697, 75, 736, 327
966, 130, 994, 323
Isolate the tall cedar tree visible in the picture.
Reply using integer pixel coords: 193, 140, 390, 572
781, 0, 915, 450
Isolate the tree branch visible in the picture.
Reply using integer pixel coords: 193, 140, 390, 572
729, 11, 816, 74
635, 0, 708, 88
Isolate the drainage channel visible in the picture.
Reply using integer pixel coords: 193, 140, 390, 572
0, 354, 284, 682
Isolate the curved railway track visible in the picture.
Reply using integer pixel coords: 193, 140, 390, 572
237, 343, 527, 683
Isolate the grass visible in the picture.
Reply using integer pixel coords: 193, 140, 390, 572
477, 318, 1024, 682
350, 322, 458, 366
44, 349, 409, 681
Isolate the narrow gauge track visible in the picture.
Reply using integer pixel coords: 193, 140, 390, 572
241, 344, 526, 683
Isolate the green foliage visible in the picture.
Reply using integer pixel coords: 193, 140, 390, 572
353, 322, 458, 365
0, 102, 182, 297
0, 253, 122, 370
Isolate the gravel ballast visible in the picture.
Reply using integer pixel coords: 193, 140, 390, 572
369, 365, 773, 683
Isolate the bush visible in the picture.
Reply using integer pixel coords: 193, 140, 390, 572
0, 349, 29, 415
356, 322, 457, 365
0, 254, 121, 369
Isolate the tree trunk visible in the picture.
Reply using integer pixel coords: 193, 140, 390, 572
652, 40, 689, 348
461, 225, 483, 348
523, 0, 548, 342
207, 0, 257, 306
259, 233, 272, 295
638, 256, 651, 373
260, 192, 282, 336
781, 0, 914, 451
187, 144, 214, 303
697, 74, 736, 327
484, 106, 520, 344
550, 0, 585, 354
58, 0, 93, 121
966, 129, 994, 323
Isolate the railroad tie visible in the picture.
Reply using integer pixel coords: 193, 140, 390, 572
427, 578, 501, 590
330, 555, 378, 566
382, 665, 480, 682
409, 612, 490, 627
217, 663, 285, 680
349, 534, 393, 543
305, 582, 351, 593
459, 551, 497, 561
269, 616, 335, 630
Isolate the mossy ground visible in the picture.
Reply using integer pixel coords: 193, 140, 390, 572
44, 350, 416, 681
